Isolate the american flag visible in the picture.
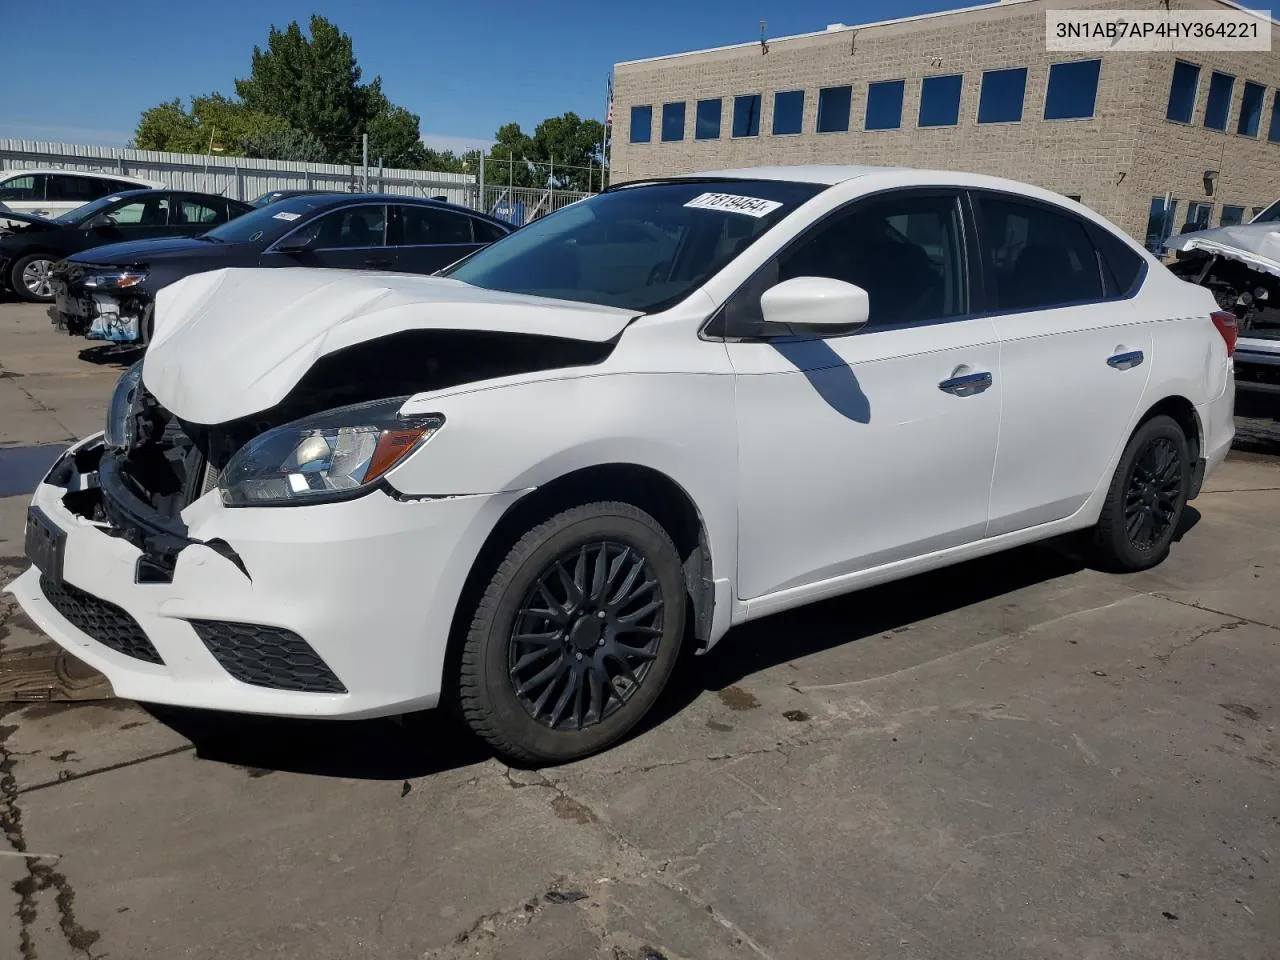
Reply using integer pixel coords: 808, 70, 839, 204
605, 78, 614, 126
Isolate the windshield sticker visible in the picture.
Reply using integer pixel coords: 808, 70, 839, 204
272, 211, 302, 221
683, 192, 783, 218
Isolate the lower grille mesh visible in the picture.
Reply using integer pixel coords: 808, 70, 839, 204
40, 574, 164, 664
191, 620, 346, 693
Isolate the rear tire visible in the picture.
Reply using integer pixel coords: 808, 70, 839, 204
1092, 415, 1190, 572
458, 501, 686, 765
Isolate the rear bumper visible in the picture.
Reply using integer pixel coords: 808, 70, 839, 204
1196, 377, 1236, 488
6, 434, 521, 718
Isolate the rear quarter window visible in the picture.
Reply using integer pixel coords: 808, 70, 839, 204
1085, 221, 1146, 297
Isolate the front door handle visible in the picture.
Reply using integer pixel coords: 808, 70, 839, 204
1107, 350, 1144, 370
938, 371, 993, 397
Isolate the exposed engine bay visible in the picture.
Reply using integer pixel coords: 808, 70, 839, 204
1166, 222, 1280, 337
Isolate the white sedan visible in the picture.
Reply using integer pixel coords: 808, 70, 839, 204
8, 166, 1236, 763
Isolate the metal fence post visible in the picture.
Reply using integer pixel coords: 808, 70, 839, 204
478, 153, 486, 213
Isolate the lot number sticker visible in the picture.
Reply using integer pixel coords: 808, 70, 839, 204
684, 192, 782, 218
272, 211, 302, 221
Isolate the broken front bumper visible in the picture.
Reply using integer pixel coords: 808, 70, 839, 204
5, 434, 519, 718
51, 284, 144, 342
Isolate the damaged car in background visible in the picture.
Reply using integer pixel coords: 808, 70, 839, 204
1168, 201, 1280, 399
6, 167, 1235, 765
52, 193, 513, 344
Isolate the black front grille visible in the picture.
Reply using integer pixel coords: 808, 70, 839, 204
39, 574, 164, 664
191, 620, 346, 693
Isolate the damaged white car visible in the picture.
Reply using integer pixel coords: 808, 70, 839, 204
8, 167, 1236, 763
1168, 201, 1280, 398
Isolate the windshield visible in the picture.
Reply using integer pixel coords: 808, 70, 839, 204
202, 195, 332, 243
444, 179, 825, 312
55, 194, 138, 224
1251, 199, 1280, 223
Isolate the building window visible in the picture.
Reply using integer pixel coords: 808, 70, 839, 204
1044, 59, 1101, 120
1183, 201, 1212, 233
733, 94, 761, 137
817, 85, 852, 133
1220, 205, 1245, 226
630, 105, 652, 144
1145, 196, 1178, 254
696, 99, 722, 140
1238, 81, 1265, 137
1204, 71, 1234, 130
661, 102, 686, 142
1270, 92, 1280, 143
1166, 61, 1200, 123
865, 80, 905, 130
919, 74, 962, 127
1066, 194, 1082, 202
772, 90, 804, 135
978, 67, 1027, 124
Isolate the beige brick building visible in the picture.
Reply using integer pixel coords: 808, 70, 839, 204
609, 0, 1280, 249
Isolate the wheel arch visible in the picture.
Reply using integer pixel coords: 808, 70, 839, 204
441, 462, 716, 708
1136, 394, 1202, 461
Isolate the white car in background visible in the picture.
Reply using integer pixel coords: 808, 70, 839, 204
0, 169, 164, 224
8, 166, 1236, 764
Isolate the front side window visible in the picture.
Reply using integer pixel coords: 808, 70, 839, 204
723, 191, 967, 335
1145, 196, 1179, 253
1044, 59, 1101, 120
444, 179, 824, 313
630, 105, 652, 144
397, 204, 472, 245
696, 98, 722, 140
1204, 71, 1235, 130
978, 67, 1027, 124
974, 193, 1103, 311
772, 90, 804, 135
733, 94, 762, 137
1183, 201, 1212, 233
919, 74, 963, 127
107, 196, 171, 226
1166, 61, 1200, 123
1238, 81, 1265, 136
1220, 205, 1245, 227
865, 80, 905, 130
296, 205, 387, 248
661, 102, 685, 142
816, 86, 852, 133
0, 174, 43, 202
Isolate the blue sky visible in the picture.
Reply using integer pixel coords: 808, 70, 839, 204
0, 0, 965, 151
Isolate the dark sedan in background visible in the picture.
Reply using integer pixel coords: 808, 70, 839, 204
53, 193, 514, 343
0, 189, 251, 303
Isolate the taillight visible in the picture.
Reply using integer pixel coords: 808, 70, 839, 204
1210, 310, 1237, 358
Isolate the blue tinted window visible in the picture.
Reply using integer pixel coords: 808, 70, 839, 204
1238, 81, 1265, 136
695, 99, 722, 140
1184, 201, 1212, 232
978, 67, 1027, 123
1144, 196, 1178, 254
919, 74, 962, 127
733, 94, 761, 137
1166, 61, 1200, 122
1204, 71, 1234, 130
772, 90, 804, 135
661, 102, 685, 142
1044, 59, 1101, 120
1220, 205, 1245, 226
865, 80, 905, 130
1270, 91, 1280, 142
817, 85, 852, 133
629, 105, 652, 144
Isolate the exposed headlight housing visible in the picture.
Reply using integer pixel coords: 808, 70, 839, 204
82, 269, 147, 290
218, 398, 443, 507
104, 361, 144, 448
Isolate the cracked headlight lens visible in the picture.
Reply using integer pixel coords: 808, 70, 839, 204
218, 398, 443, 507
104, 361, 143, 448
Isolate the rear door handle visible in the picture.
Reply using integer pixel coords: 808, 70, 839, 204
1107, 350, 1144, 370
938, 371, 993, 397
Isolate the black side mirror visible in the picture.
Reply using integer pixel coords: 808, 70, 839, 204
84, 214, 112, 231
273, 230, 314, 253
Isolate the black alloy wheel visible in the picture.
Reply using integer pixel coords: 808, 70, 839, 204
1122, 436, 1182, 550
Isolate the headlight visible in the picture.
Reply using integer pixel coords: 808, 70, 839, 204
82, 269, 147, 290
218, 398, 443, 507
104, 361, 143, 448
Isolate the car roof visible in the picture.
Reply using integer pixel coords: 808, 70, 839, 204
0, 168, 161, 184
680, 165, 896, 185
294, 192, 512, 227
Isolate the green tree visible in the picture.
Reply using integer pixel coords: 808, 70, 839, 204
533, 113, 606, 191
242, 127, 329, 162
133, 94, 291, 156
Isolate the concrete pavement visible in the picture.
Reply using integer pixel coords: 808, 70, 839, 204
1, 300, 1277, 959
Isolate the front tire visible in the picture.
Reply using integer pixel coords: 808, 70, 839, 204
458, 501, 686, 764
1092, 414, 1190, 572
11, 253, 56, 303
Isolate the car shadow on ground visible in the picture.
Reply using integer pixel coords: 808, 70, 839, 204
77, 343, 143, 367
148, 537, 1101, 781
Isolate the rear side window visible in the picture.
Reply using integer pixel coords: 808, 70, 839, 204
973, 193, 1104, 312
397, 205, 472, 245
1085, 221, 1146, 297
45, 174, 110, 203
176, 198, 222, 224
472, 218, 508, 244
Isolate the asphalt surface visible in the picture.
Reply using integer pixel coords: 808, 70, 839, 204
1, 298, 1278, 960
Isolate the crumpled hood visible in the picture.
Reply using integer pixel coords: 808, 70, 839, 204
142, 267, 639, 425
1168, 222, 1280, 278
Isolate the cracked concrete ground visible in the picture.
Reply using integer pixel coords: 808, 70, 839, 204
1, 299, 1278, 959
